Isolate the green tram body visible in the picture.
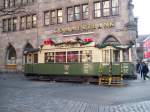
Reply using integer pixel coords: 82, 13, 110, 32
24, 42, 134, 83
24, 62, 133, 77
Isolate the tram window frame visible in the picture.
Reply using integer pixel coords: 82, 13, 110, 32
123, 49, 129, 62
55, 52, 66, 63
80, 50, 92, 63
103, 50, 110, 63
45, 52, 55, 63
113, 50, 120, 62
33, 53, 38, 63
67, 51, 79, 63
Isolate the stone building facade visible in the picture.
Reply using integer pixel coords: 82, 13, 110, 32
0, 0, 137, 72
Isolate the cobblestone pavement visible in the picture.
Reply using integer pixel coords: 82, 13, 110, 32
1, 73, 150, 112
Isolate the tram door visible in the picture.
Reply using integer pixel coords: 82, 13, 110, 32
102, 48, 120, 63
102, 47, 120, 75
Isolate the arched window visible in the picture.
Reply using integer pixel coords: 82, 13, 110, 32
6, 44, 16, 64
103, 36, 120, 45
24, 43, 33, 51
23, 43, 33, 64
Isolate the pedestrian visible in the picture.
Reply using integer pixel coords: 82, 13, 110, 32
141, 62, 149, 80
138, 60, 143, 78
136, 60, 140, 73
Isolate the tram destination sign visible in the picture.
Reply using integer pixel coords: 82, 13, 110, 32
55, 21, 114, 34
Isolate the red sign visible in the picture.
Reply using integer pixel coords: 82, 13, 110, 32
144, 51, 150, 58
144, 39, 150, 49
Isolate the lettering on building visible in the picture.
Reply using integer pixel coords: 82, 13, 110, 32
55, 21, 114, 34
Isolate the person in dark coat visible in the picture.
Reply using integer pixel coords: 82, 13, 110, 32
138, 60, 143, 78
136, 60, 141, 73
141, 62, 149, 80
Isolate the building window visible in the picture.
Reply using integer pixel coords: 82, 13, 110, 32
8, 19, 12, 31
20, 14, 36, 30
4, 0, 8, 8
57, 9, 63, 24
82, 4, 88, 20
28, 0, 34, 4
10, 0, 15, 7
12, 18, 17, 31
94, 2, 101, 18
20, 16, 26, 30
21, 0, 28, 5
3, 19, 8, 32
49, 9, 63, 25
27, 15, 32, 29
67, 7, 74, 22
4, 0, 15, 8
67, 4, 88, 22
50, 10, 56, 24
93, 0, 119, 18
4, 0, 34, 8
74, 6, 80, 21
2, 17, 17, 32
44, 9, 63, 25
44, 11, 50, 26
32, 14, 37, 28
103, 0, 110, 16
112, 0, 119, 16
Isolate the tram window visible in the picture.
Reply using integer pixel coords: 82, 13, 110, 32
67, 51, 78, 63
113, 50, 120, 62
34, 54, 38, 63
103, 50, 109, 62
81, 50, 92, 62
28, 54, 32, 64
56, 52, 66, 63
45, 52, 54, 63
123, 50, 129, 62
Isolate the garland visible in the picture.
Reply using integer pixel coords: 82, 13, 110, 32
95, 43, 132, 50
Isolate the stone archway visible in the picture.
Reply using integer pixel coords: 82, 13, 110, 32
6, 44, 16, 64
102, 35, 120, 45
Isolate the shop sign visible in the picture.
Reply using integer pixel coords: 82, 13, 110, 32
55, 21, 114, 34
144, 52, 150, 58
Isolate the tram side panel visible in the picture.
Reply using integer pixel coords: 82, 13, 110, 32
24, 62, 133, 79
24, 63, 100, 76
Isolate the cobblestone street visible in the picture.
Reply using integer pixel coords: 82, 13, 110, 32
1, 73, 150, 112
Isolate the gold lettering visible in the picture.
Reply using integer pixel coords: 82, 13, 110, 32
103, 22, 114, 28
55, 21, 114, 33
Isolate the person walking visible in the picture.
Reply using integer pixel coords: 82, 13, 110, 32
138, 60, 143, 78
136, 60, 141, 73
141, 62, 149, 80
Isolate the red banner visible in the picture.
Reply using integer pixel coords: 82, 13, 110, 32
144, 51, 150, 58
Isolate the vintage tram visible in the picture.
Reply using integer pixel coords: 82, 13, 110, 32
24, 38, 134, 85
